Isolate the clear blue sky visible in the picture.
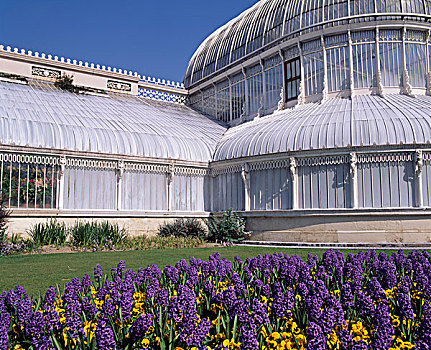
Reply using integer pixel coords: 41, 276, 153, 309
0, 0, 257, 83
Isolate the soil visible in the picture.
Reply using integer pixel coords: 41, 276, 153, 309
27, 242, 223, 255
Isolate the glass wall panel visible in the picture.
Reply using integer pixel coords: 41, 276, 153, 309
327, 45, 349, 92
303, 51, 324, 96
405, 43, 426, 87
325, 0, 349, 22
358, 160, 415, 208
376, 0, 402, 12
379, 42, 402, 87
64, 167, 116, 210
0, 157, 58, 209
216, 80, 230, 122
122, 171, 167, 211
301, 0, 324, 30
202, 86, 216, 117
189, 92, 203, 113
247, 65, 264, 115
298, 164, 349, 209
379, 29, 402, 87
353, 43, 377, 88
350, 0, 375, 16
265, 63, 283, 110
231, 73, 246, 120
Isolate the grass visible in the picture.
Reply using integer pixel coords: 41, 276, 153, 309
0, 246, 403, 297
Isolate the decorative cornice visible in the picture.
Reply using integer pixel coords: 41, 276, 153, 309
0, 44, 185, 90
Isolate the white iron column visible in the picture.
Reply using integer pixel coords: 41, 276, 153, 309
241, 163, 251, 211
415, 150, 424, 208
350, 152, 359, 209
426, 30, 431, 96
259, 59, 265, 116
278, 49, 286, 110
375, 27, 384, 96
289, 157, 299, 209
401, 27, 413, 96
213, 83, 218, 118
58, 155, 66, 210
228, 76, 233, 123
321, 35, 328, 101
242, 67, 249, 120
297, 42, 306, 106
116, 160, 125, 211
167, 162, 174, 211
348, 31, 355, 98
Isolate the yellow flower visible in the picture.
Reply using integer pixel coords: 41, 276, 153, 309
141, 338, 150, 348
268, 332, 281, 341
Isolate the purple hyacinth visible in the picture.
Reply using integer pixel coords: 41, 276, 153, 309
94, 264, 103, 282
239, 326, 258, 350
164, 265, 179, 284
129, 314, 153, 342
306, 322, 327, 350
337, 328, 353, 350
81, 273, 91, 292
352, 340, 369, 350
95, 321, 116, 350
177, 314, 211, 347
43, 286, 57, 310
0, 312, 10, 350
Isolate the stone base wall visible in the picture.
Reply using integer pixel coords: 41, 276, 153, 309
240, 209, 431, 244
5, 210, 209, 238
7, 209, 431, 244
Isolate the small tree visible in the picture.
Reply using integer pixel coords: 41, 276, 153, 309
205, 208, 250, 243
0, 193, 10, 242
55, 74, 77, 93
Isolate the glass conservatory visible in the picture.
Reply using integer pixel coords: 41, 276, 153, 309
2, 0, 431, 242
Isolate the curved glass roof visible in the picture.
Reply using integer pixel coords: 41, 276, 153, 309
184, 0, 431, 88
213, 94, 431, 161
0, 81, 227, 163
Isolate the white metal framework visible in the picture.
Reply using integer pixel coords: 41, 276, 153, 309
186, 0, 431, 125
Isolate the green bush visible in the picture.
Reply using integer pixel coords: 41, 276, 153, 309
157, 218, 206, 239
70, 221, 127, 247
205, 208, 250, 243
28, 219, 67, 247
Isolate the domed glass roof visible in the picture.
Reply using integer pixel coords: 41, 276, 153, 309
184, 0, 431, 88
213, 94, 431, 160
0, 80, 227, 163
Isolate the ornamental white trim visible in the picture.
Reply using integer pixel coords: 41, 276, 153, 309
0, 152, 59, 166
174, 166, 209, 177
296, 155, 349, 167
124, 163, 169, 174
138, 88, 187, 104
211, 164, 243, 176
249, 159, 289, 171
66, 158, 118, 170
0, 44, 185, 89
357, 153, 414, 164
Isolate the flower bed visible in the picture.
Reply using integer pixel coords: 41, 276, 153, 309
1, 250, 431, 349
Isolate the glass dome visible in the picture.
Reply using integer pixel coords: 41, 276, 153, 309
184, 0, 431, 88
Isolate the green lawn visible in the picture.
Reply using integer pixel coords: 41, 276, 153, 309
0, 246, 400, 297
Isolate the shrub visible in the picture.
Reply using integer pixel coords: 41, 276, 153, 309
55, 74, 77, 93
158, 218, 206, 239
28, 219, 68, 247
205, 208, 250, 243
70, 221, 127, 247
0, 193, 9, 243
